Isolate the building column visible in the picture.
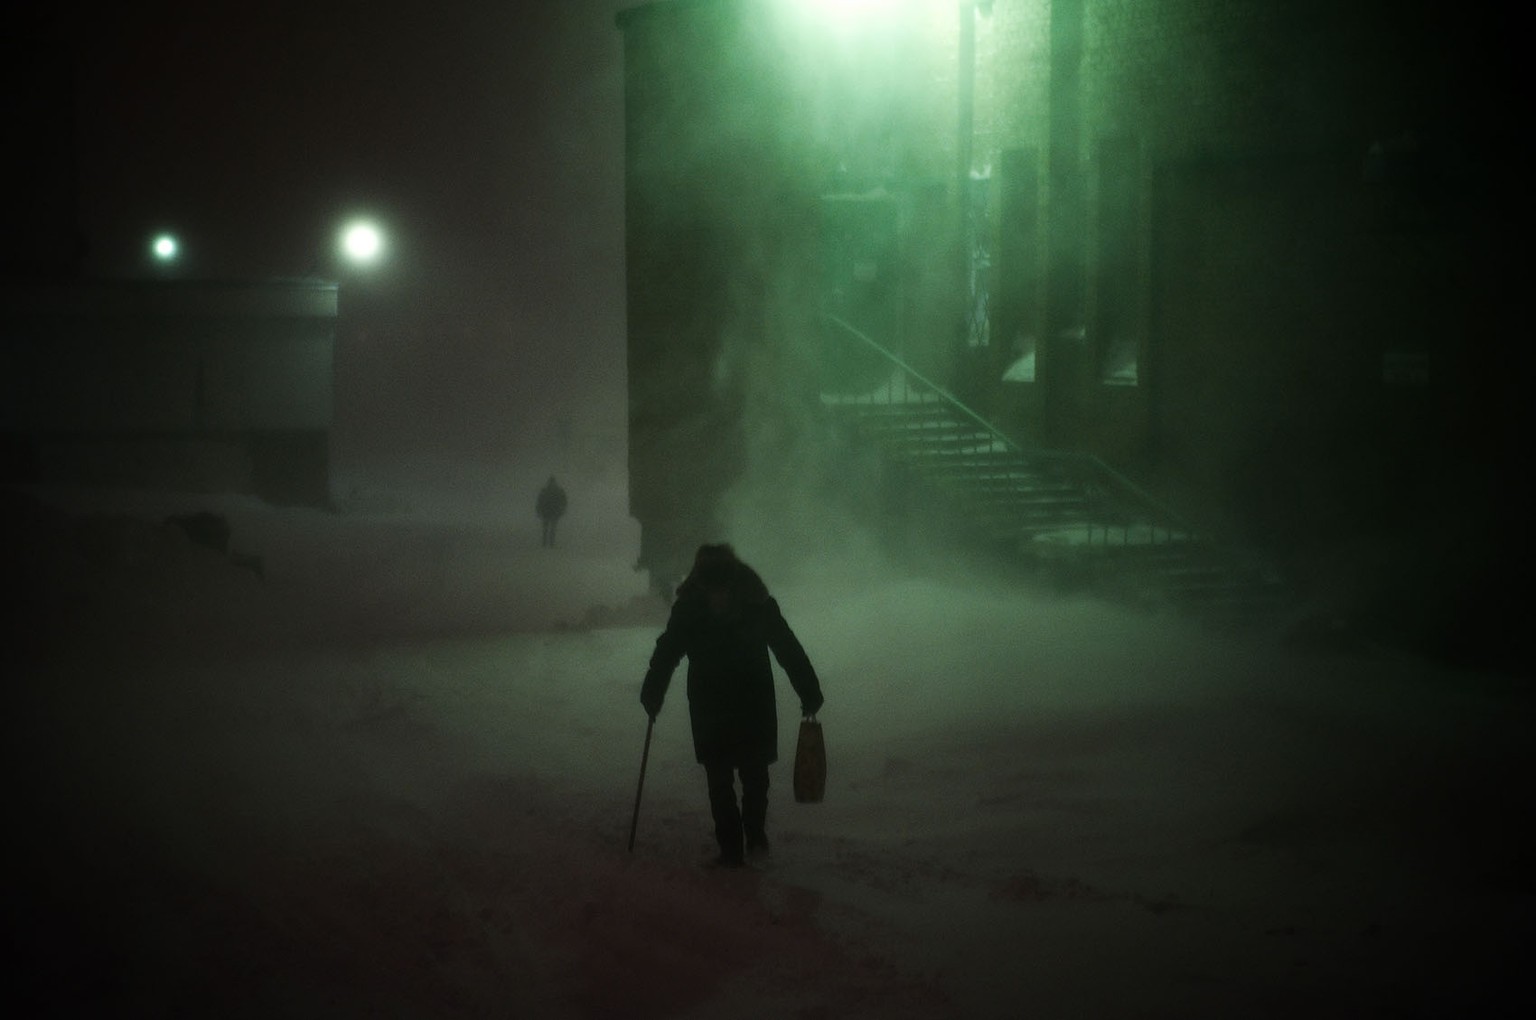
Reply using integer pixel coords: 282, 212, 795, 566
1043, 0, 1087, 446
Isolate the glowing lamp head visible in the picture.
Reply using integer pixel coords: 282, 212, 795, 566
151, 234, 178, 262
340, 221, 384, 265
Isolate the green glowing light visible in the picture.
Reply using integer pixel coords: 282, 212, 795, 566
151, 234, 178, 261
796, 0, 893, 27
339, 221, 383, 264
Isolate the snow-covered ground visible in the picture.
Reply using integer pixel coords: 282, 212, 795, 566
8, 481, 1531, 1018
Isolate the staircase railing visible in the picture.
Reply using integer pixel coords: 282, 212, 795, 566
823, 313, 1199, 547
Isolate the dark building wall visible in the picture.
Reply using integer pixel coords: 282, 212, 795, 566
620, 0, 779, 580
1113, 0, 1502, 550
981, 0, 1511, 549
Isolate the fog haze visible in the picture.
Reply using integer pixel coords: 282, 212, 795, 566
6, 2, 1531, 1013
9, 479, 1530, 1016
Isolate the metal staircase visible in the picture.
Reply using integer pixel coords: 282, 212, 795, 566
821, 316, 1290, 627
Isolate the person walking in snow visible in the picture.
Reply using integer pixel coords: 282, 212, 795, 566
640, 543, 824, 867
535, 476, 567, 548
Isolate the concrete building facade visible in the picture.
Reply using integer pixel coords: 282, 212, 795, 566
618, 0, 1516, 590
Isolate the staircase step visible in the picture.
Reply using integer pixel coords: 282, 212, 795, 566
843, 410, 963, 432
952, 469, 1066, 484
835, 397, 950, 413
824, 398, 1288, 624
889, 437, 1012, 457
869, 425, 1004, 444
914, 452, 1042, 474
982, 500, 1088, 517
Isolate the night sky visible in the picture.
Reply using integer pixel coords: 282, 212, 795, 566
59, 0, 635, 465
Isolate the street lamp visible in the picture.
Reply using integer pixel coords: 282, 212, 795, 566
298, 217, 388, 281
150, 232, 179, 265
338, 219, 384, 267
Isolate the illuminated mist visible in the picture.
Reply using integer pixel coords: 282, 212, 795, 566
7, 1, 1529, 1016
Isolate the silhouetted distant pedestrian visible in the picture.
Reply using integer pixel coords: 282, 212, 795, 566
640, 544, 824, 867
536, 476, 567, 547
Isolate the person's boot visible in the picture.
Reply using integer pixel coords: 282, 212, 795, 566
741, 765, 769, 857
714, 821, 746, 867
707, 765, 745, 867
744, 808, 769, 858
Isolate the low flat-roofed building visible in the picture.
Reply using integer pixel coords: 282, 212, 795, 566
1, 278, 337, 506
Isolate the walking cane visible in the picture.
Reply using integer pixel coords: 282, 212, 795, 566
627, 715, 656, 853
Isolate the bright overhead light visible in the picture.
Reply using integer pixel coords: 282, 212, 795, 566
151, 233, 178, 262
789, 0, 900, 31
340, 220, 384, 264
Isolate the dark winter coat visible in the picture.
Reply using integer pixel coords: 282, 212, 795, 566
536, 480, 566, 521
640, 562, 823, 767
